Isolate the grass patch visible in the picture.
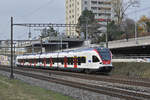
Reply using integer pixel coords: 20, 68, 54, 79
0, 75, 76, 100
111, 62, 150, 78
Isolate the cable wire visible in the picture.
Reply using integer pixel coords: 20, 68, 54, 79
21, 0, 54, 18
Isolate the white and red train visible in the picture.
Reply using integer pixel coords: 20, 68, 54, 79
16, 47, 113, 73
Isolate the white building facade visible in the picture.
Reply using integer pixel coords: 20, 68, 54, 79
65, 0, 116, 37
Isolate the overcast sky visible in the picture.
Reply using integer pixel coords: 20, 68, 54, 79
0, 0, 149, 40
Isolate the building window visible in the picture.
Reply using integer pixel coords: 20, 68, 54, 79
77, 2, 79, 5
84, 1, 87, 4
91, 7, 97, 10
94, 13, 98, 16
85, 7, 88, 10
91, 1, 97, 4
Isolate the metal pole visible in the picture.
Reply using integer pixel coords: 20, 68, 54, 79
10, 17, 14, 79
32, 44, 34, 54
60, 34, 63, 51
40, 36, 42, 54
14, 43, 16, 66
105, 10, 108, 48
106, 18, 108, 48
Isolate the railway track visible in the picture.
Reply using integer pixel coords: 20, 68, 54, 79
12, 66, 150, 88
0, 65, 150, 100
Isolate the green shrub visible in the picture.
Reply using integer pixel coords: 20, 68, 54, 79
111, 62, 150, 78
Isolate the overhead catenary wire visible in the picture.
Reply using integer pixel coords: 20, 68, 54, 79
21, 0, 54, 18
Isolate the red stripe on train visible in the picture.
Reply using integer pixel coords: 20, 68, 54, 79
44, 58, 46, 67
34, 58, 36, 67
50, 57, 53, 67
64, 56, 67, 68
102, 60, 111, 64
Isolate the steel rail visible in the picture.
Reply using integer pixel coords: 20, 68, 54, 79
12, 66, 150, 88
0, 66, 150, 100
1, 65, 150, 88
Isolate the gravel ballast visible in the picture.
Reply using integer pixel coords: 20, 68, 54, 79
0, 70, 125, 100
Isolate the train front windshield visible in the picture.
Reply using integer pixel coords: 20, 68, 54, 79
96, 48, 111, 60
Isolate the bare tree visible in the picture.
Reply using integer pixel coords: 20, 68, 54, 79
112, 0, 139, 25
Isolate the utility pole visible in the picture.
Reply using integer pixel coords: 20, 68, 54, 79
61, 34, 62, 51
105, 10, 109, 48
10, 17, 14, 79
106, 18, 108, 48
40, 36, 43, 54
13, 43, 16, 66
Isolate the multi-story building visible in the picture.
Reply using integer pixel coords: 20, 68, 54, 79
65, 0, 116, 37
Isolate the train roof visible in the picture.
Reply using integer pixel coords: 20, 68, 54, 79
17, 46, 108, 57
62, 46, 108, 53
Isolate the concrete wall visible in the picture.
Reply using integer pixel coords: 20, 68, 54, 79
108, 36, 150, 49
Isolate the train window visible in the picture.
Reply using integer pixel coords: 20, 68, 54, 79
52, 58, 55, 63
35, 59, 39, 63
81, 57, 86, 63
53, 58, 59, 63
67, 57, 73, 65
39, 58, 43, 63
32, 59, 34, 63
59, 58, 64, 63
38, 59, 40, 63
67, 57, 71, 65
78, 57, 81, 63
70, 57, 73, 64
20, 59, 23, 63
46, 58, 50, 64
18, 59, 21, 63
92, 56, 100, 62
78, 57, 81, 65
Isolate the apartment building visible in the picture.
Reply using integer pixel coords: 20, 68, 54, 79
65, 0, 115, 37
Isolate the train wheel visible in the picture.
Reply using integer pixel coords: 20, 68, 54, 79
85, 69, 92, 74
